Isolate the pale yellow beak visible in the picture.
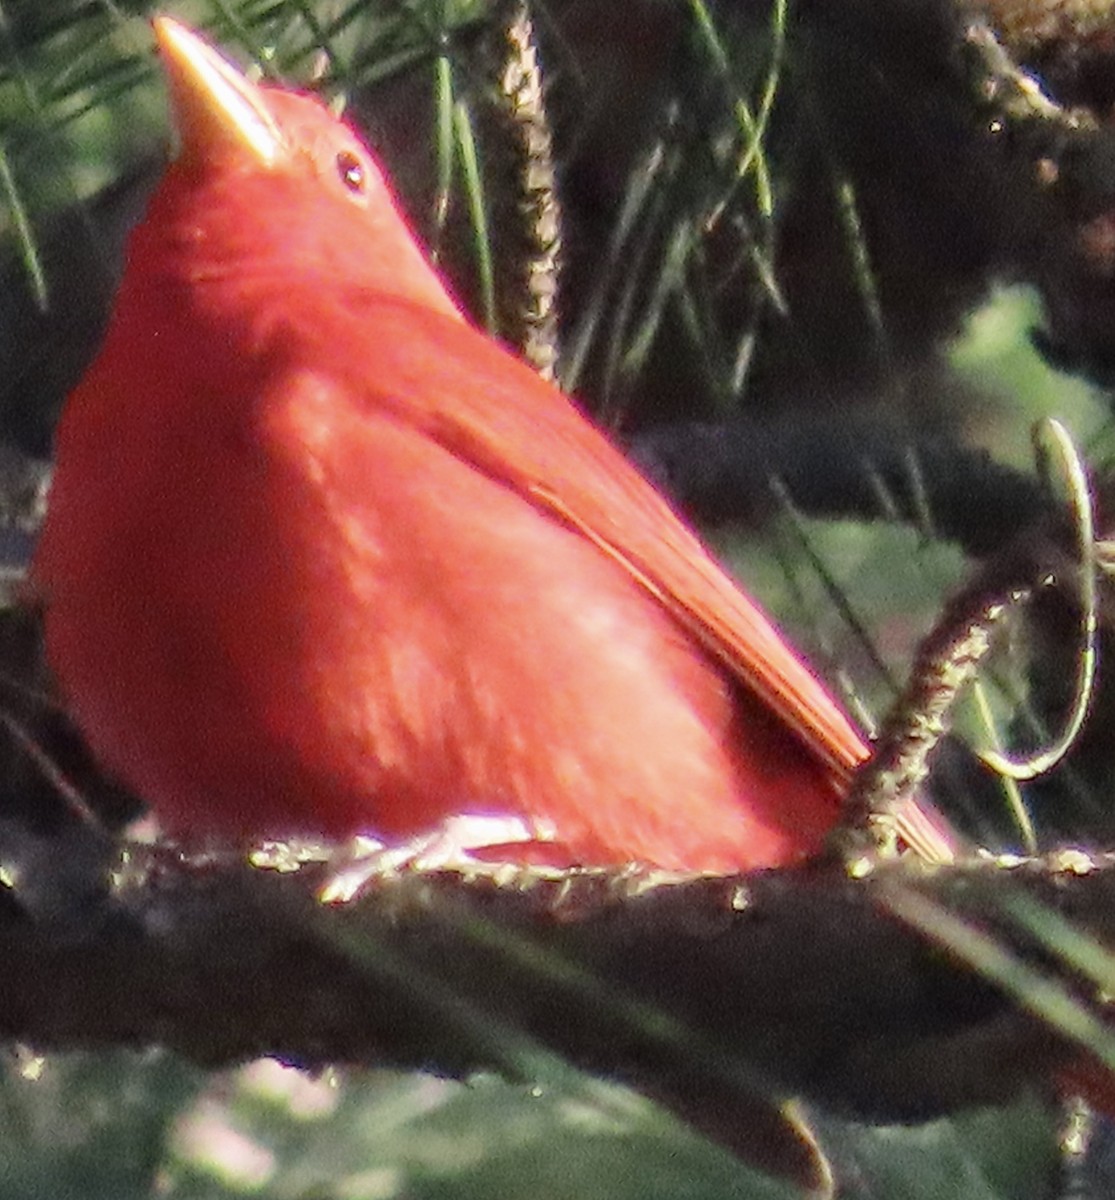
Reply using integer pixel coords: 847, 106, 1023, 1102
152, 16, 285, 169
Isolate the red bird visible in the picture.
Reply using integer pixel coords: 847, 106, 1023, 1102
32, 18, 952, 872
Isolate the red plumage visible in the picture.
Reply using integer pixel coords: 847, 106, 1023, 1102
32, 19, 950, 871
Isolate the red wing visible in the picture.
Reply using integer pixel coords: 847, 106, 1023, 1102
307, 293, 869, 789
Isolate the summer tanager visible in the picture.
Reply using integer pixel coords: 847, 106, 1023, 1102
31, 17, 953, 872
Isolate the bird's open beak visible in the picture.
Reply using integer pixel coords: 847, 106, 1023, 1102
152, 17, 285, 170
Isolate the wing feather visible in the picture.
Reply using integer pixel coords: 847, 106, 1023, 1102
304, 293, 868, 787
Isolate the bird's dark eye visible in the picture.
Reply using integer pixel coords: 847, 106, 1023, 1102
336, 150, 365, 194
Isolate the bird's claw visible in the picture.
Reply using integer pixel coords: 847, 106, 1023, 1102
317, 814, 550, 903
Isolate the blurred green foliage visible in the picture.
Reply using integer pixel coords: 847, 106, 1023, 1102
0, 1050, 1064, 1200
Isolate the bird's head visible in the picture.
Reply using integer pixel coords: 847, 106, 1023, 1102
145, 17, 459, 318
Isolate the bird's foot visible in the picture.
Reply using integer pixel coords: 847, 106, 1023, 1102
318, 814, 552, 903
